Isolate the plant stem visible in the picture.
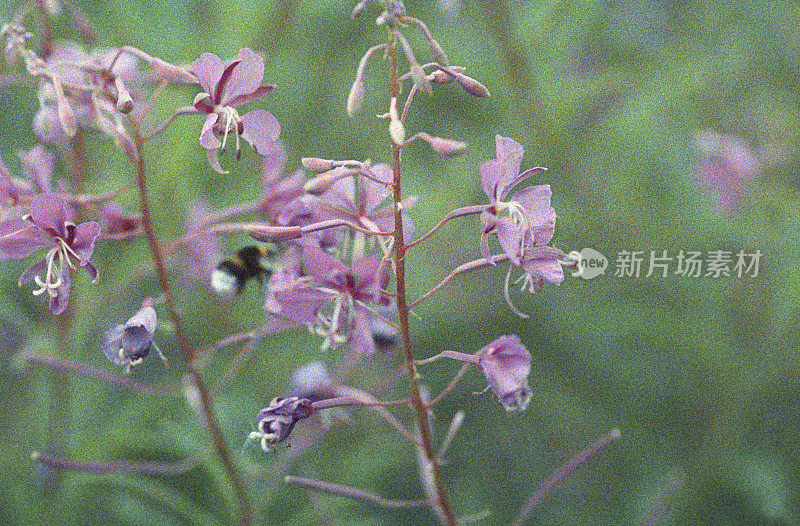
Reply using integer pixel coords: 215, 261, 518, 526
387, 39, 458, 526
130, 128, 253, 526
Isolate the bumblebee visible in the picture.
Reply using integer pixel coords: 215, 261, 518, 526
211, 243, 280, 297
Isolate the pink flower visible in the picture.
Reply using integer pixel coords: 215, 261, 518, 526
268, 245, 384, 355
191, 48, 280, 173
0, 194, 100, 314
480, 135, 553, 264
477, 335, 532, 411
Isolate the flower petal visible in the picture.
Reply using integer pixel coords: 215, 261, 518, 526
30, 194, 68, 238
222, 48, 265, 104
199, 113, 221, 149
304, 245, 348, 285
240, 110, 281, 155
350, 307, 376, 356
18, 257, 47, 285
70, 220, 101, 261
190, 53, 224, 98
272, 285, 333, 322
0, 224, 51, 258
495, 217, 525, 264
512, 184, 555, 245
227, 84, 273, 108
50, 264, 71, 315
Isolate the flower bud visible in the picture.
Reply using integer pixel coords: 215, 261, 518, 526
151, 58, 198, 84
428, 66, 464, 84
301, 157, 337, 173
457, 74, 490, 98
252, 396, 313, 450
347, 75, 365, 117
389, 97, 405, 146
52, 78, 77, 138
411, 63, 432, 96
114, 77, 134, 114
103, 306, 157, 373
421, 134, 467, 157
304, 166, 355, 195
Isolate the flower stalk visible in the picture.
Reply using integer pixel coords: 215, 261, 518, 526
388, 38, 458, 526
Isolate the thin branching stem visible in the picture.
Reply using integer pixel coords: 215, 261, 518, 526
32, 450, 207, 475
388, 38, 458, 526
410, 254, 510, 308
406, 205, 485, 249
286, 476, 430, 508
130, 126, 253, 526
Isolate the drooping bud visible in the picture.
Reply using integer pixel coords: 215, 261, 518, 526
251, 396, 313, 451
411, 63, 432, 96
151, 58, 198, 84
456, 73, 490, 98
410, 17, 449, 66
429, 66, 465, 83
114, 76, 134, 114
304, 166, 356, 195
418, 133, 467, 157
52, 77, 77, 138
301, 157, 337, 173
102, 306, 158, 373
352, 0, 369, 17
389, 97, 405, 146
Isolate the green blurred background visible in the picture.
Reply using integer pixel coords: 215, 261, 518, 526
1, 0, 800, 524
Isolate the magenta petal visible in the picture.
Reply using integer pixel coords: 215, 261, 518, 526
274, 286, 333, 322
20, 145, 54, 193
362, 164, 392, 213
351, 255, 381, 297
81, 259, 99, 283
199, 113, 221, 149
304, 245, 348, 284
494, 135, 524, 193
480, 159, 503, 202
50, 265, 71, 315
495, 218, 525, 264
30, 194, 68, 236
240, 110, 281, 155
207, 148, 225, 174
522, 257, 564, 285
191, 53, 224, 97
228, 84, 273, 108
223, 48, 265, 104
18, 257, 47, 285
261, 139, 288, 188
0, 224, 51, 258
512, 185, 555, 245
71, 221, 101, 260
350, 307, 376, 356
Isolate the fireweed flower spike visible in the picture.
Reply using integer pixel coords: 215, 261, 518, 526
190, 48, 280, 173
480, 135, 553, 265
103, 305, 165, 373
249, 396, 313, 451
0, 194, 100, 315
477, 335, 532, 411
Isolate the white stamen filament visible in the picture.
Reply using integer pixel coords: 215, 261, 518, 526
31, 248, 63, 297
217, 106, 241, 154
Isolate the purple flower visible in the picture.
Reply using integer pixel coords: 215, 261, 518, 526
99, 201, 141, 237
251, 396, 313, 451
103, 305, 157, 373
1, 152, 34, 221
0, 194, 100, 315
191, 48, 280, 173
259, 140, 305, 219
477, 335, 532, 411
268, 245, 384, 355
693, 131, 761, 213
311, 163, 417, 247
19, 145, 54, 194
289, 361, 335, 402
480, 135, 553, 264
184, 198, 223, 285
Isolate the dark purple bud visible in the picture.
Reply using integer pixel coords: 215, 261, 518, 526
252, 396, 313, 450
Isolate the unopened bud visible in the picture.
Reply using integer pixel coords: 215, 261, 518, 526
52, 78, 77, 138
151, 58, 197, 84
347, 74, 365, 117
389, 97, 405, 146
424, 135, 467, 157
301, 157, 337, 172
252, 396, 313, 450
114, 77, 134, 113
352, 0, 368, 17
304, 166, 354, 195
429, 66, 464, 83
457, 74, 490, 98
